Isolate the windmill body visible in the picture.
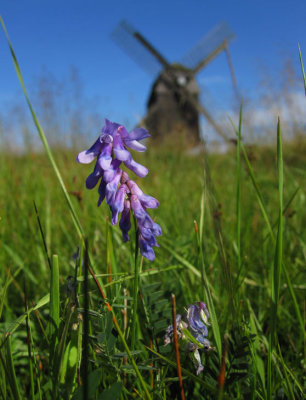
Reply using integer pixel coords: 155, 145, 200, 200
112, 21, 237, 142
146, 65, 200, 140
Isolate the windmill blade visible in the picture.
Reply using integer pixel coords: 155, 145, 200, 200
180, 21, 235, 74
111, 20, 170, 76
196, 101, 230, 141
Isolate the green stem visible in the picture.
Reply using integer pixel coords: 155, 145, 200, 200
131, 225, 139, 350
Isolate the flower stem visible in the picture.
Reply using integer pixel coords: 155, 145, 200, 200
131, 224, 140, 350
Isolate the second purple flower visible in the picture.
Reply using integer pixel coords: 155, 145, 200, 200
76, 119, 161, 261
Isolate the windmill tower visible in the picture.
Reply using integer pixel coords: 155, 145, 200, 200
112, 21, 238, 142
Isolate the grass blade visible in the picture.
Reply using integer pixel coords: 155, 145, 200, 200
25, 285, 35, 400
1, 337, 22, 400
298, 43, 306, 95
268, 118, 284, 398
236, 105, 242, 289
50, 255, 60, 367
82, 240, 89, 400
230, 117, 304, 333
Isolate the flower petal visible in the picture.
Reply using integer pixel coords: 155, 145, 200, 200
113, 134, 131, 161
140, 194, 160, 209
105, 168, 122, 206
194, 349, 204, 375
111, 184, 128, 225
127, 180, 159, 208
102, 118, 120, 136
124, 158, 148, 177
128, 127, 150, 141
97, 180, 106, 206
86, 173, 101, 189
187, 304, 208, 337
114, 148, 131, 161
103, 159, 121, 183
119, 199, 131, 242
86, 160, 103, 189
130, 195, 147, 221
98, 143, 113, 170
139, 235, 155, 261
152, 222, 162, 236
76, 137, 102, 164
123, 139, 147, 152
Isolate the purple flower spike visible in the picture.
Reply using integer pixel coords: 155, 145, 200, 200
76, 119, 160, 261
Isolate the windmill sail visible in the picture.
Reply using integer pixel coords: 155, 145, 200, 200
180, 21, 235, 73
111, 20, 166, 76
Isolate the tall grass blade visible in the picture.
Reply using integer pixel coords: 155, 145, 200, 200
268, 118, 284, 399
50, 255, 60, 366
298, 44, 306, 95
2, 337, 22, 400
82, 239, 89, 400
131, 226, 140, 350
33, 201, 51, 270
0, 269, 10, 320
24, 285, 35, 400
235, 104, 242, 303
230, 118, 303, 332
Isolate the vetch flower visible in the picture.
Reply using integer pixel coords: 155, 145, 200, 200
76, 119, 161, 261
164, 302, 213, 375
187, 302, 210, 345
164, 314, 188, 346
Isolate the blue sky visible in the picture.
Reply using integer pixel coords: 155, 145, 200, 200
1, 0, 305, 137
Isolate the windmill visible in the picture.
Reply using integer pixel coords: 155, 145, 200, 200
112, 20, 238, 142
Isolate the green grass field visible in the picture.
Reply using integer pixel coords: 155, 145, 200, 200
1, 133, 305, 399
0, 18, 305, 400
